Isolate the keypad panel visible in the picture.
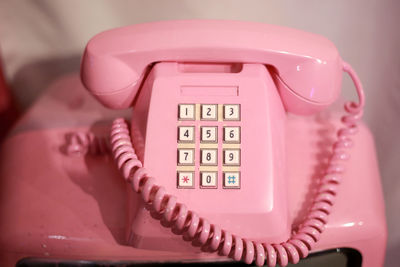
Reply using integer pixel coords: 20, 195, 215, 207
177, 103, 241, 189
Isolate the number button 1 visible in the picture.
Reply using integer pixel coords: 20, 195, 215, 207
179, 104, 195, 120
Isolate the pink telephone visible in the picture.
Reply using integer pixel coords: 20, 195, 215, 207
0, 20, 386, 267
79, 20, 383, 265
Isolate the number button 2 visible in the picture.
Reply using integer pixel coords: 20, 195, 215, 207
201, 104, 218, 120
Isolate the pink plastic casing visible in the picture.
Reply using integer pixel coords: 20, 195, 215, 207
0, 74, 386, 266
81, 20, 343, 114
128, 62, 289, 248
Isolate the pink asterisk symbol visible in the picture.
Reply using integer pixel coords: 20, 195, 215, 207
182, 176, 189, 183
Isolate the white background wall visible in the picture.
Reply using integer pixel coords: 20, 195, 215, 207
0, 1, 399, 266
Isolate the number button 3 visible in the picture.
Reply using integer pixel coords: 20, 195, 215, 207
223, 104, 240, 121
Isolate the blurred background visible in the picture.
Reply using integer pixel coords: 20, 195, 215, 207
0, 1, 398, 266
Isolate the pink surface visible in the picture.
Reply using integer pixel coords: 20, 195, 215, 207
81, 20, 342, 113
0, 74, 386, 266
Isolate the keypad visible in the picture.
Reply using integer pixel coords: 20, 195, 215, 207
177, 103, 241, 189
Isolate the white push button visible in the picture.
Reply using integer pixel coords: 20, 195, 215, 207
177, 171, 194, 188
200, 172, 218, 188
201, 126, 218, 143
223, 149, 240, 166
200, 149, 218, 165
179, 104, 195, 120
178, 126, 195, 143
223, 104, 240, 121
178, 148, 195, 165
201, 104, 218, 120
223, 172, 240, 189
223, 126, 240, 143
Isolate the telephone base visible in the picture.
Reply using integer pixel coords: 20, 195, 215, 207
0, 75, 386, 266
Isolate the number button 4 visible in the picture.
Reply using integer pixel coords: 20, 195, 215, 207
223, 104, 240, 121
201, 126, 218, 143
178, 126, 195, 143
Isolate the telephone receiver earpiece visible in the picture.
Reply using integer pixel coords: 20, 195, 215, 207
81, 20, 343, 115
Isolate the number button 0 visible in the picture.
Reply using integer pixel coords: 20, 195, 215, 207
179, 104, 195, 120
178, 148, 195, 165
223, 126, 240, 143
223, 104, 240, 121
201, 126, 218, 143
178, 126, 195, 143
223, 149, 240, 166
201, 104, 218, 120
200, 172, 217, 188
200, 149, 218, 165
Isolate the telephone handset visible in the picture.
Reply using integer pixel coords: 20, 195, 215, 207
81, 20, 343, 114
81, 21, 365, 266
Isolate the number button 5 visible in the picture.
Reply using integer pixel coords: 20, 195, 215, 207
201, 126, 218, 143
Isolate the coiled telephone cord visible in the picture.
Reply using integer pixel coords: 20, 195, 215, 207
109, 62, 364, 266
